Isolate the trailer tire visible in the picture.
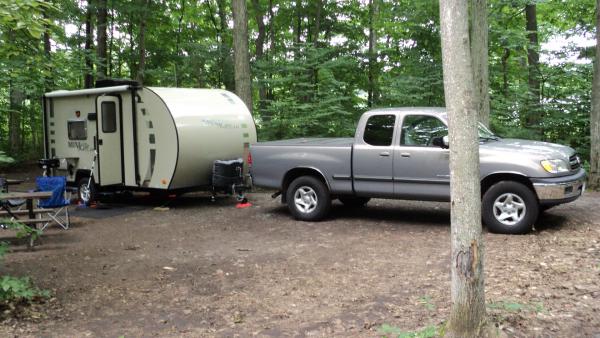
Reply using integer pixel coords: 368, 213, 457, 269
78, 177, 96, 205
286, 176, 331, 221
339, 196, 370, 208
482, 181, 538, 234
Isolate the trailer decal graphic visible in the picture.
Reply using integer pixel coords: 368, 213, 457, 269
68, 141, 91, 151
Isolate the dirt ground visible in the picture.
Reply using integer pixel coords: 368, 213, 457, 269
0, 168, 599, 337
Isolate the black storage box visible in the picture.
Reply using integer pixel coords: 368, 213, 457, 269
212, 159, 244, 191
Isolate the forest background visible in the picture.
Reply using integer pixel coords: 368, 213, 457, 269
0, 0, 595, 165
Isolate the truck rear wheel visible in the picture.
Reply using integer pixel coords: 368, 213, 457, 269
286, 176, 331, 221
482, 181, 538, 234
339, 196, 370, 207
78, 177, 96, 205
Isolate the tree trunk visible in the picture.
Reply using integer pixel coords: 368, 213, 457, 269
501, 47, 510, 97
175, 0, 185, 87
8, 87, 24, 156
232, 0, 253, 112
470, 0, 490, 127
525, 4, 541, 134
367, 0, 380, 107
439, 0, 486, 336
84, 0, 94, 88
96, 0, 108, 80
136, 0, 148, 85
108, 0, 114, 78
590, 0, 600, 189
252, 0, 267, 108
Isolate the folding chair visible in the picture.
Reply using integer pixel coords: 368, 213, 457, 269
36, 176, 71, 230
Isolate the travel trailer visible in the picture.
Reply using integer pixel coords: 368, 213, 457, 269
42, 80, 257, 203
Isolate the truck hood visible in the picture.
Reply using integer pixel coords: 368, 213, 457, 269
481, 138, 575, 160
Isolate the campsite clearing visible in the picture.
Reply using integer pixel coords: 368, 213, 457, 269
0, 185, 599, 337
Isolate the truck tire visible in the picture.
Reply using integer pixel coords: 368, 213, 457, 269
339, 196, 370, 208
286, 176, 331, 221
482, 181, 538, 234
78, 177, 96, 205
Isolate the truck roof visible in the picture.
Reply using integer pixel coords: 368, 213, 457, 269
366, 107, 448, 121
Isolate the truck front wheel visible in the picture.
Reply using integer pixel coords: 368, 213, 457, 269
286, 176, 331, 221
482, 181, 538, 234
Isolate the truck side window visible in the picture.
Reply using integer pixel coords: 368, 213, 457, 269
401, 115, 448, 147
67, 120, 87, 140
363, 114, 396, 146
101, 102, 117, 133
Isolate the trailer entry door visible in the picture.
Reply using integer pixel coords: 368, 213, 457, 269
97, 96, 122, 186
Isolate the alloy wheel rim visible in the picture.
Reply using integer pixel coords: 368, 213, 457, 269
294, 186, 318, 214
80, 184, 91, 202
493, 192, 526, 226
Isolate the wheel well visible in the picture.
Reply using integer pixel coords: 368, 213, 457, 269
281, 168, 329, 203
74, 170, 92, 185
481, 173, 535, 196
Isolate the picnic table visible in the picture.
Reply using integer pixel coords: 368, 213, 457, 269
0, 191, 54, 247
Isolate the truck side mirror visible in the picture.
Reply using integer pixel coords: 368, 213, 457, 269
432, 136, 449, 149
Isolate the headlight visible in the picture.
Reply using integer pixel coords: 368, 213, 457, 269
540, 159, 569, 173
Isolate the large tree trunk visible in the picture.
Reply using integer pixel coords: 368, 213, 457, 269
232, 0, 253, 112
590, 0, 600, 189
136, 0, 148, 85
439, 0, 486, 336
96, 0, 108, 80
470, 0, 490, 127
367, 0, 380, 108
525, 4, 541, 135
175, 0, 185, 86
84, 0, 94, 88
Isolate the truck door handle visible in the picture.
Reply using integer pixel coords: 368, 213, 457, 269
379, 151, 390, 157
400, 152, 411, 157
97, 139, 103, 146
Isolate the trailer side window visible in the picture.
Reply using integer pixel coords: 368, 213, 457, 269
101, 102, 117, 133
363, 114, 396, 146
68, 120, 87, 140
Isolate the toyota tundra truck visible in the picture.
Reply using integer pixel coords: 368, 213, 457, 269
250, 107, 586, 234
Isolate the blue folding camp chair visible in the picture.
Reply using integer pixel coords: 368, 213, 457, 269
36, 176, 71, 230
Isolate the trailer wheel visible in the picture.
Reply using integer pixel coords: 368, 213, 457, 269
339, 196, 370, 208
286, 176, 331, 221
482, 181, 538, 234
78, 177, 96, 204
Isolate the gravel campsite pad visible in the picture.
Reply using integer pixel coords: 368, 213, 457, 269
0, 188, 599, 337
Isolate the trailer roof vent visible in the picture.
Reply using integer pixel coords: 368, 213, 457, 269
95, 79, 140, 88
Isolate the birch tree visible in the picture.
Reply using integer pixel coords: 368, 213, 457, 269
590, 0, 600, 189
439, 0, 487, 336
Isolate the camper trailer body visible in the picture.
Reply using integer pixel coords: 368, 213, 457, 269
43, 82, 257, 198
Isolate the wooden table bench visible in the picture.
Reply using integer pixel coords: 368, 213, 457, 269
0, 191, 54, 246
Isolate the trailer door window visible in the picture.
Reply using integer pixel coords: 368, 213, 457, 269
101, 102, 117, 133
68, 120, 87, 140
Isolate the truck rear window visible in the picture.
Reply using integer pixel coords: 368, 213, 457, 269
68, 120, 87, 140
363, 115, 395, 146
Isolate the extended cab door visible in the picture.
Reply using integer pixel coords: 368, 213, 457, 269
352, 114, 397, 197
96, 96, 123, 186
393, 114, 450, 200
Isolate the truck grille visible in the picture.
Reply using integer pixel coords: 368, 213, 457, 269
569, 154, 581, 171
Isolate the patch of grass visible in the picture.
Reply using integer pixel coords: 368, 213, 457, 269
417, 295, 435, 311
379, 323, 440, 338
487, 300, 546, 314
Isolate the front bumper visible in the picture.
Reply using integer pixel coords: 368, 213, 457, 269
531, 169, 586, 204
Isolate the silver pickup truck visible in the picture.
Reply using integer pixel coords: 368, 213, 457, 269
250, 108, 586, 234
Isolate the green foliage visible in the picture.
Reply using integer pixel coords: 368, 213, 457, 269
487, 300, 546, 314
417, 295, 435, 311
0, 0, 595, 158
379, 323, 440, 338
0, 221, 45, 302
0, 151, 14, 164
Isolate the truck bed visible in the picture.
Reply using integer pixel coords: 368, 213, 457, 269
250, 138, 354, 194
